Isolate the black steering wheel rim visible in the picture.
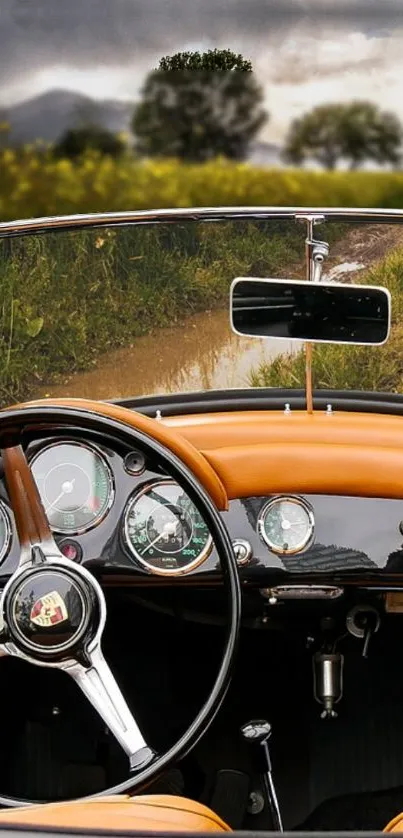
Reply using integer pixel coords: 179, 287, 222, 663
0, 404, 241, 806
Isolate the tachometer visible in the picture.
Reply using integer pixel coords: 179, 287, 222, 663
258, 496, 314, 555
31, 442, 114, 534
124, 479, 212, 575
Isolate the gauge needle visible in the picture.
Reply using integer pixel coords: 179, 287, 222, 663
141, 520, 179, 555
45, 478, 75, 513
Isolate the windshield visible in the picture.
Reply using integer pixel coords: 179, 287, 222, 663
1, 211, 402, 405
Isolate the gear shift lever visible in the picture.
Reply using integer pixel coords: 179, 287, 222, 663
240, 720, 283, 831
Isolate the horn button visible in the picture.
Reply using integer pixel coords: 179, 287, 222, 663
4, 568, 95, 658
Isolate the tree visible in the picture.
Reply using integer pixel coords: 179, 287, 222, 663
53, 125, 126, 159
284, 101, 402, 170
132, 49, 267, 162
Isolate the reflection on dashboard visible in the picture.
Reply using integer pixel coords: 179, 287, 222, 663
31, 441, 114, 534
123, 479, 212, 575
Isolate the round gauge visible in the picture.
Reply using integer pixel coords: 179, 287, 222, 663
258, 496, 314, 555
0, 501, 11, 564
31, 442, 114, 534
124, 479, 213, 575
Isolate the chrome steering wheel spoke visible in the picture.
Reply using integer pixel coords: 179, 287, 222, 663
65, 643, 154, 771
0, 404, 240, 803
0, 440, 153, 772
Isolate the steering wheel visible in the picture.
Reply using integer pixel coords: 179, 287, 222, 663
0, 399, 241, 806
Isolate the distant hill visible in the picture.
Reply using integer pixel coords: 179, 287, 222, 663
2, 89, 134, 146
0, 89, 284, 165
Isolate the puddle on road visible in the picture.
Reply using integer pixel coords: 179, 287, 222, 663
40, 308, 298, 401
38, 257, 373, 402
324, 261, 366, 282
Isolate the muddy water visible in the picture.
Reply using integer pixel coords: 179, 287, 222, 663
39, 259, 369, 402
41, 309, 296, 401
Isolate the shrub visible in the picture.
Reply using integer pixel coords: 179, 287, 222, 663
2, 149, 403, 222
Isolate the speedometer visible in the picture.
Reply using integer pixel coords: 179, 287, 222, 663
123, 479, 212, 575
31, 441, 114, 534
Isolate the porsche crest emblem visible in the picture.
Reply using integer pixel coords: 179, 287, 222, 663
30, 591, 68, 628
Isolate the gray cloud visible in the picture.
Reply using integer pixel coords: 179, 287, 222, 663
271, 50, 388, 86
0, 0, 402, 111
0, 0, 403, 78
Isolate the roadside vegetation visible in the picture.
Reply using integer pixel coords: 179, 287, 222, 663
0, 220, 303, 404
5, 150, 403, 222
1, 206, 403, 404
250, 245, 403, 393
2, 45, 403, 403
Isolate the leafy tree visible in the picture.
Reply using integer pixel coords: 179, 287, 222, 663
132, 49, 267, 162
284, 101, 402, 170
53, 125, 126, 159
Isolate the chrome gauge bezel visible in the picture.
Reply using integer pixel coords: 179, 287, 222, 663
257, 495, 315, 556
0, 501, 12, 564
30, 440, 115, 535
123, 478, 213, 576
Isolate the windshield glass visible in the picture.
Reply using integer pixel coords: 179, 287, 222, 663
1, 214, 402, 405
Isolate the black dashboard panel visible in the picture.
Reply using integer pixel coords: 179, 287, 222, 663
1, 436, 403, 584
223, 495, 403, 577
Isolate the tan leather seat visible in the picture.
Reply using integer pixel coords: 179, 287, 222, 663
385, 813, 403, 832
0, 795, 230, 832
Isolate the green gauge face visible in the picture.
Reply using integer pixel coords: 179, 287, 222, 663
124, 480, 212, 574
258, 497, 314, 555
0, 502, 11, 564
31, 442, 114, 534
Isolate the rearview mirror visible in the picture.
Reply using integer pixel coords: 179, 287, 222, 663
230, 278, 391, 346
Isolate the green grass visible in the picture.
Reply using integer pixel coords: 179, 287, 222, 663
0, 219, 304, 404
250, 244, 403, 393
2, 208, 403, 405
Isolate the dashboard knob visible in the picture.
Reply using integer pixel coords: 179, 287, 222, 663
232, 539, 252, 566
240, 720, 272, 744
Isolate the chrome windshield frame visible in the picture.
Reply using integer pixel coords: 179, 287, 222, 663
1, 206, 403, 238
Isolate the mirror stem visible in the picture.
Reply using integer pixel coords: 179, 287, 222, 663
304, 222, 329, 414
305, 219, 316, 414
305, 342, 313, 414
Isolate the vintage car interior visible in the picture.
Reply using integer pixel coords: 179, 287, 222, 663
1, 208, 403, 835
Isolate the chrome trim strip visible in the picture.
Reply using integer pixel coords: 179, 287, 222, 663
1, 206, 403, 237
261, 585, 344, 600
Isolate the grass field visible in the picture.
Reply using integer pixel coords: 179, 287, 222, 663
2, 150, 403, 403
250, 243, 403, 393
0, 219, 303, 404
2, 148, 403, 221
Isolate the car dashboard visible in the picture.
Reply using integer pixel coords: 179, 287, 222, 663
1, 416, 403, 588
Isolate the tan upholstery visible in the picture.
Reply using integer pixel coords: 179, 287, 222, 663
3, 398, 228, 510
164, 409, 403, 500
384, 812, 403, 832
0, 795, 231, 832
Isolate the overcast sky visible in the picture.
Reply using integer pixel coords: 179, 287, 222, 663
1, 0, 403, 143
